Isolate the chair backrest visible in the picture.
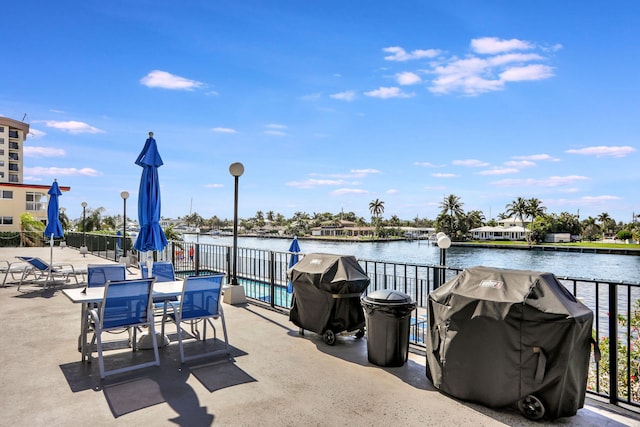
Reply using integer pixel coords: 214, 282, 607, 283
87, 264, 126, 288
179, 274, 226, 321
141, 261, 175, 282
100, 278, 155, 329
17, 256, 48, 271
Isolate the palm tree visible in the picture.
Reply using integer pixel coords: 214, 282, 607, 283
505, 197, 528, 226
20, 212, 45, 247
439, 194, 464, 235
597, 212, 614, 237
505, 197, 529, 242
526, 198, 546, 219
369, 199, 385, 220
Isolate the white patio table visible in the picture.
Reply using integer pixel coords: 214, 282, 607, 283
62, 279, 184, 362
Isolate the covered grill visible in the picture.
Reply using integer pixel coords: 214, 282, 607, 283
289, 253, 369, 345
425, 266, 596, 420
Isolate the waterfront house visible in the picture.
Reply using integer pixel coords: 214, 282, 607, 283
311, 220, 375, 238
469, 217, 530, 241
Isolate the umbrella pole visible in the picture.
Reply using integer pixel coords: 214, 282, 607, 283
45, 233, 54, 289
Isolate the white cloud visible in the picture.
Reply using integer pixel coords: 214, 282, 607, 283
432, 173, 458, 178
477, 167, 519, 175
25, 166, 100, 177
512, 154, 560, 162
23, 146, 66, 157
28, 128, 46, 138
266, 123, 287, 129
581, 195, 621, 202
364, 87, 415, 99
386, 189, 398, 194
204, 183, 224, 188
452, 159, 490, 167
566, 146, 636, 158
504, 160, 536, 168
350, 169, 380, 177
492, 175, 588, 187
383, 46, 440, 62
330, 90, 356, 101
140, 70, 203, 90
286, 179, 346, 188
41, 120, 104, 134
471, 37, 534, 54
331, 188, 369, 195
395, 72, 421, 85
414, 161, 438, 168
212, 127, 238, 134
500, 64, 554, 81
264, 130, 287, 136
424, 37, 556, 95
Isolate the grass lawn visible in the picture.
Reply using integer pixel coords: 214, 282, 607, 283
464, 240, 640, 251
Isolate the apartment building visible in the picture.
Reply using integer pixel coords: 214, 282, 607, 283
0, 116, 70, 232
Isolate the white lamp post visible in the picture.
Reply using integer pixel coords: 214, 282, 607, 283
436, 232, 451, 287
224, 162, 247, 305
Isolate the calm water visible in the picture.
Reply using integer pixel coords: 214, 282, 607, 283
186, 235, 640, 284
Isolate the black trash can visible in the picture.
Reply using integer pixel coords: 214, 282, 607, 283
361, 289, 416, 367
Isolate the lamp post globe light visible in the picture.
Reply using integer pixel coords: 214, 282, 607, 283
224, 162, 247, 305
435, 232, 451, 287
121, 191, 129, 259
80, 202, 88, 256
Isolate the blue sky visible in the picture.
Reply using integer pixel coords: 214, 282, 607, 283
2, 1, 639, 223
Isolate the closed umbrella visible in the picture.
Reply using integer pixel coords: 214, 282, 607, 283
44, 179, 64, 286
134, 132, 168, 265
287, 236, 301, 293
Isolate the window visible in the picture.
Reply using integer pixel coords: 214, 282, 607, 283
9, 174, 18, 183
0, 217, 13, 225
9, 130, 18, 138
26, 192, 46, 211
0, 137, 4, 143
0, 126, 4, 132
0, 161, 4, 167
0, 190, 13, 199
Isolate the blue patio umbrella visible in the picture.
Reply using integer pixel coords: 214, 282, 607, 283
134, 132, 168, 258
287, 236, 301, 293
44, 179, 64, 285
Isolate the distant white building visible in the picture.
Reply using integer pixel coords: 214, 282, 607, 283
469, 217, 530, 241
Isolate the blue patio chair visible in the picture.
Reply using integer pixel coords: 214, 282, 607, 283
141, 261, 179, 346
87, 278, 160, 379
141, 260, 175, 282
16, 256, 84, 291
163, 274, 229, 363
87, 264, 126, 287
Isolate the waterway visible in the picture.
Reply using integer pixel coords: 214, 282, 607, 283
185, 235, 640, 284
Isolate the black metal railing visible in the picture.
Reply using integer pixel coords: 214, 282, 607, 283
59, 232, 640, 412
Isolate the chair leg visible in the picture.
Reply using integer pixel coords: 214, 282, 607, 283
96, 329, 106, 379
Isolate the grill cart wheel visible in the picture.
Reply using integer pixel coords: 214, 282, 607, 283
355, 329, 365, 339
299, 328, 305, 336
323, 329, 336, 345
517, 395, 546, 420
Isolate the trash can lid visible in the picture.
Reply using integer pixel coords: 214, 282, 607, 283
364, 289, 412, 304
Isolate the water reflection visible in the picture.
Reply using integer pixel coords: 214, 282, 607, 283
187, 235, 640, 284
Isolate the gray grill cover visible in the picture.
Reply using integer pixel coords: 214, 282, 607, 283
425, 266, 594, 419
289, 253, 370, 335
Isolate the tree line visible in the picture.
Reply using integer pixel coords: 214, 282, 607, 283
49, 194, 639, 243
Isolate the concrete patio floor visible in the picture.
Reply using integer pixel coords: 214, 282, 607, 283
1, 247, 639, 426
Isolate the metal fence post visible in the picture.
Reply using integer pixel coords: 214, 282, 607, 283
609, 282, 618, 404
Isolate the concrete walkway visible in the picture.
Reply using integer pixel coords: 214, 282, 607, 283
1, 247, 639, 426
